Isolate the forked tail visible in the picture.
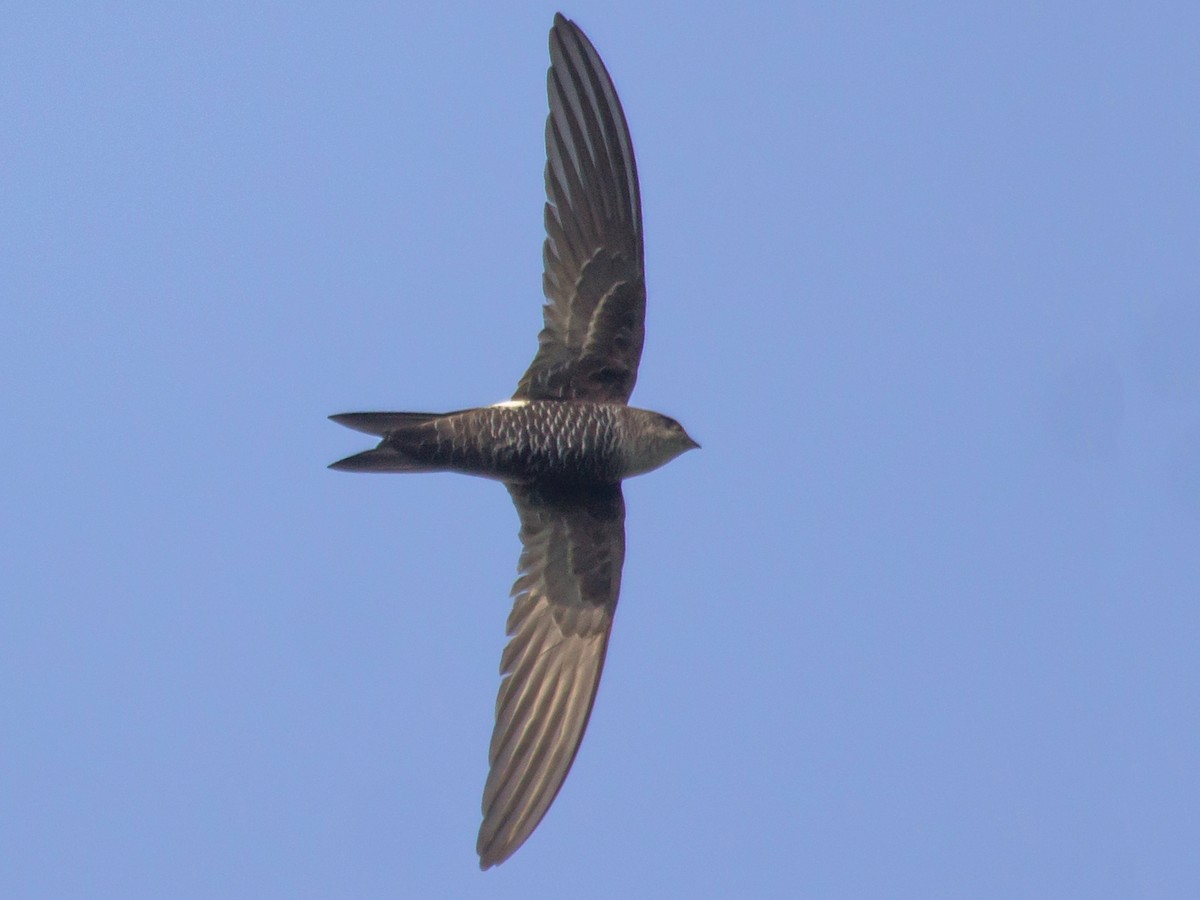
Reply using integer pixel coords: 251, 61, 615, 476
328, 411, 442, 436
328, 411, 448, 473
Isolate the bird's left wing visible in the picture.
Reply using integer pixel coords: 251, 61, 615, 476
477, 481, 626, 868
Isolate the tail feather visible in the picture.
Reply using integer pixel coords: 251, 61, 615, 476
328, 445, 445, 473
329, 411, 442, 436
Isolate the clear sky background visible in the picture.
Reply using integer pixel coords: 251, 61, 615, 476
4, 2, 1198, 897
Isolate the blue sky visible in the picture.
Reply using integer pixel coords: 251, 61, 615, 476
4, 2, 1199, 897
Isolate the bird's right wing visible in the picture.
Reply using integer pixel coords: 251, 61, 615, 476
514, 14, 646, 405
477, 481, 626, 868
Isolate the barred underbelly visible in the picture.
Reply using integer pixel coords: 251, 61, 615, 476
442, 401, 623, 482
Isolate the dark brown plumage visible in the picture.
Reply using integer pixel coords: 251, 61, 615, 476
330, 14, 696, 869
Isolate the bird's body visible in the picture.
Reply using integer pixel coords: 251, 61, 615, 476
330, 13, 696, 869
332, 401, 695, 484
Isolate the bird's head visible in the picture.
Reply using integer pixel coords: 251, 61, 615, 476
654, 413, 700, 453
622, 410, 699, 478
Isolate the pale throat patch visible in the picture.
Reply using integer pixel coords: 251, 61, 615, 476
490, 400, 530, 408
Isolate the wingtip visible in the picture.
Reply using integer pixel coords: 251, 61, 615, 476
551, 12, 579, 40
476, 823, 505, 870
476, 839, 513, 871
476, 829, 500, 870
